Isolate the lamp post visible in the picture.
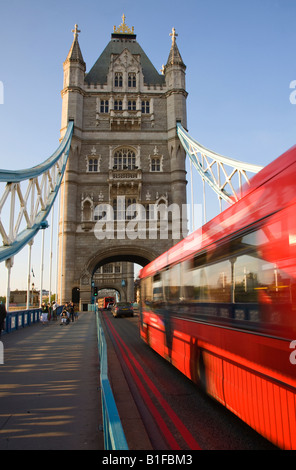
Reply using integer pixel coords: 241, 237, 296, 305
26, 240, 34, 309
32, 283, 35, 306
5, 257, 14, 312
39, 221, 49, 308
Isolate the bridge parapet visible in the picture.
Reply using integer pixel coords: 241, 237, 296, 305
2, 305, 63, 334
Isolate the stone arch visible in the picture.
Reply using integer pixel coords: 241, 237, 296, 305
82, 199, 92, 221
81, 195, 94, 221
85, 245, 158, 278
97, 287, 121, 300
77, 244, 160, 309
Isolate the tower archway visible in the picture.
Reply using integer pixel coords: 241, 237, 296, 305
87, 245, 158, 276
78, 245, 160, 310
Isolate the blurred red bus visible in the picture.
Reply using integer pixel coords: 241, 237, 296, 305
97, 297, 115, 309
139, 145, 296, 449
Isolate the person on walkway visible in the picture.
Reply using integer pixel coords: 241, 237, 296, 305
69, 302, 74, 322
52, 301, 58, 321
0, 303, 7, 336
47, 302, 52, 321
60, 308, 70, 325
41, 302, 49, 325
74, 304, 79, 321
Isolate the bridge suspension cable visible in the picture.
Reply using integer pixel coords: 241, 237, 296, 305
177, 123, 263, 222
0, 121, 74, 263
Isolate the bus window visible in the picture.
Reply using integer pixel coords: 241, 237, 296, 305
258, 260, 292, 304
162, 269, 170, 301
181, 258, 231, 303
152, 273, 163, 302
206, 260, 231, 303
180, 259, 195, 300
169, 264, 181, 301
234, 254, 260, 303
142, 277, 153, 305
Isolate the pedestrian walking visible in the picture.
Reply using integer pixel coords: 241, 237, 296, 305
47, 302, 52, 321
41, 302, 49, 325
0, 303, 7, 336
69, 301, 74, 322
52, 301, 58, 321
74, 305, 79, 321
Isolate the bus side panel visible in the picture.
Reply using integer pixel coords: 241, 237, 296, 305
171, 329, 193, 377
203, 351, 225, 406
142, 310, 166, 358
223, 359, 296, 449
172, 318, 296, 449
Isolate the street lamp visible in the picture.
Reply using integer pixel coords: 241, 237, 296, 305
39, 220, 49, 307
32, 283, 35, 306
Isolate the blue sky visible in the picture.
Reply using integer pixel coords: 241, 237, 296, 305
0, 0, 296, 296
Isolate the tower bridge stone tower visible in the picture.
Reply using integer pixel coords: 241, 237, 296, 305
58, 17, 188, 309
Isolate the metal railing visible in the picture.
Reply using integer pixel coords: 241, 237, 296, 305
0, 121, 74, 263
2, 305, 64, 334
96, 308, 129, 450
3, 308, 41, 333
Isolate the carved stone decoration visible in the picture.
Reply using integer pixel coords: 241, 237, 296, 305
81, 193, 94, 230
81, 273, 90, 285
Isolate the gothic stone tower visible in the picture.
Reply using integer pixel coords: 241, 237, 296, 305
59, 17, 187, 308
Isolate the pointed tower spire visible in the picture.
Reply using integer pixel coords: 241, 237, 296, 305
65, 24, 86, 67
61, 25, 86, 130
166, 28, 185, 68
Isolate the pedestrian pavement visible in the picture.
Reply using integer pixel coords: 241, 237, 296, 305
0, 313, 104, 450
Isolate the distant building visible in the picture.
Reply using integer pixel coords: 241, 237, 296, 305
9, 290, 39, 307
9, 289, 49, 307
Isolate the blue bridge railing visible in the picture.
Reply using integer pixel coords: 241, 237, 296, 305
3, 308, 41, 333
2, 305, 64, 334
96, 308, 129, 450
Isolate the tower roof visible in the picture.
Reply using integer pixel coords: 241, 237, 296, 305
84, 16, 165, 86
65, 24, 86, 68
166, 28, 186, 68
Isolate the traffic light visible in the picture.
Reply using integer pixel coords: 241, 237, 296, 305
94, 287, 98, 296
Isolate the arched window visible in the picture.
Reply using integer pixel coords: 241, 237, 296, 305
82, 200, 92, 221
128, 100, 136, 111
128, 73, 136, 88
100, 100, 109, 113
151, 158, 161, 172
88, 158, 98, 172
113, 148, 136, 170
114, 72, 123, 87
141, 100, 150, 113
114, 100, 123, 111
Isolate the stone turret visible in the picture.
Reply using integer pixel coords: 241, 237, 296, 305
61, 25, 86, 132
165, 28, 188, 239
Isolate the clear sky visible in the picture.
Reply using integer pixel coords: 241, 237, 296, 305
0, 0, 296, 297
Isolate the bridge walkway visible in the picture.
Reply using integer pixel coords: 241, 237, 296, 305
0, 312, 104, 450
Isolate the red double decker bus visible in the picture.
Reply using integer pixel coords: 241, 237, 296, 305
139, 145, 296, 449
97, 297, 115, 309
